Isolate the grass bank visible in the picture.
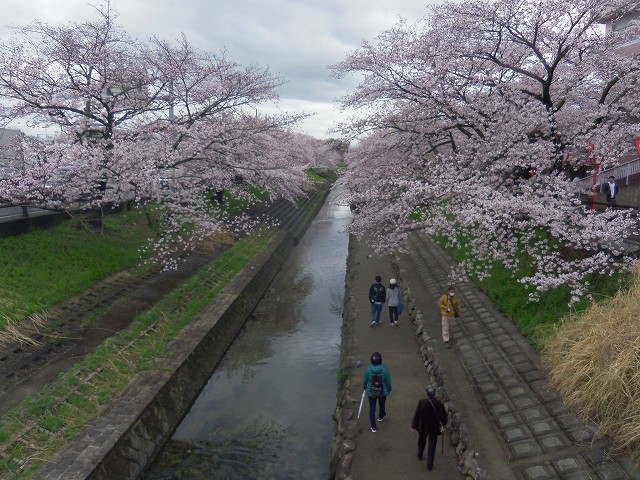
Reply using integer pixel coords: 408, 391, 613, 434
0, 172, 337, 478
0, 209, 157, 332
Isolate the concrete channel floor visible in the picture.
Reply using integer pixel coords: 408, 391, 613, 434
345, 232, 640, 480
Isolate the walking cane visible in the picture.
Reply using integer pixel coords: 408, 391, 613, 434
357, 390, 366, 419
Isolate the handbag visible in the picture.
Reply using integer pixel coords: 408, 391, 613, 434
397, 303, 404, 316
449, 297, 459, 318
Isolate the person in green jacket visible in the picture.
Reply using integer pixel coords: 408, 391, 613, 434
362, 351, 392, 432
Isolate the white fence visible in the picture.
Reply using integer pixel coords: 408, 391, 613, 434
575, 157, 640, 192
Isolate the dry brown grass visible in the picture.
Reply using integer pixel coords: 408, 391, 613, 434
0, 291, 47, 347
0, 313, 47, 348
194, 231, 236, 253
542, 263, 640, 457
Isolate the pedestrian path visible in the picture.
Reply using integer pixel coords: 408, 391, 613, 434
344, 232, 640, 479
344, 237, 463, 480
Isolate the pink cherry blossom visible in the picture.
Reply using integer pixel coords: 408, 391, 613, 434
333, 0, 640, 303
0, 2, 343, 265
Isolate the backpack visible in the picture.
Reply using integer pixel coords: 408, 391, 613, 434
370, 371, 384, 398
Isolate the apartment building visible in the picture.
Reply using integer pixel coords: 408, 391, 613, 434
602, 8, 640, 54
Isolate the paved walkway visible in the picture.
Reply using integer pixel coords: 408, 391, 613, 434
345, 232, 640, 479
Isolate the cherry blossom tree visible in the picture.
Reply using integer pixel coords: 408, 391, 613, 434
0, 1, 332, 262
333, 0, 640, 302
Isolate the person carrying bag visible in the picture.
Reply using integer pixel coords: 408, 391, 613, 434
411, 385, 448, 472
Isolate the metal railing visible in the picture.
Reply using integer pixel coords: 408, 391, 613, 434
575, 156, 640, 192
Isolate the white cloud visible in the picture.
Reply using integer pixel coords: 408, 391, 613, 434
0, 0, 443, 138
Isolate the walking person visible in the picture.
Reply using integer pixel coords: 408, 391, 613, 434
386, 278, 403, 326
438, 286, 462, 348
411, 385, 448, 472
362, 351, 392, 432
603, 175, 619, 208
368, 275, 386, 327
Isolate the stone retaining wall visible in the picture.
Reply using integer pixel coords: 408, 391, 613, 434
0, 210, 66, 237
330, 245, 484, 480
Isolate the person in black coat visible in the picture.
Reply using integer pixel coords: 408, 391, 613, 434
411, 385, 448, 471
368, 275, 386, 326
603, 175, 619, 207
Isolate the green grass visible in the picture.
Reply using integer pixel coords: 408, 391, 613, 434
0, 209, 157, 327
306, 167, 339, 184
219, 184, 271, 216
476, 262, 625, 349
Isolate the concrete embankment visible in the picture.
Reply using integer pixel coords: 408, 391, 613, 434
35, 188, 330, 480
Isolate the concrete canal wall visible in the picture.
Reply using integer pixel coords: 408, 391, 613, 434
36, 188, 330, 480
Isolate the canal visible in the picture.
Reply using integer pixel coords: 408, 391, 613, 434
143, 180, 352, 479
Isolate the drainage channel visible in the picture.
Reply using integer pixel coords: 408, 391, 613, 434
142, 181, 352, 480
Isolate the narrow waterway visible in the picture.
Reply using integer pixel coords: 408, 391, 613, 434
143, 181, 352, 480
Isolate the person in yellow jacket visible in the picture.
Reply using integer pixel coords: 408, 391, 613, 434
438, 286, 462, 348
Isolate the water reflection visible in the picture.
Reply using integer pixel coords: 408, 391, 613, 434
148, 421, 296, 480
144, 182, 351, 480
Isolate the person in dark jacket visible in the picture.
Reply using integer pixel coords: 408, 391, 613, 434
603, 175, 619, 208
368, 275, 386, 327
362, 351, 392, 432
411, 385, 448, 471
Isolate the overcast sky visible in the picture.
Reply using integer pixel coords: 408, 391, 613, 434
1, 0, 443, 139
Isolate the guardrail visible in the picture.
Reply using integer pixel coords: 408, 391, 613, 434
575, 156, 640, 192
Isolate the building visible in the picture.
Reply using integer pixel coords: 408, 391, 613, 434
0, 128, 26, 173
602, 9, 640, 54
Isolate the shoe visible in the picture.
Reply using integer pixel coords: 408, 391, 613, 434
371, 321, 375, 327
371, 427, 377, 433
378, 414, 386, 422
394, 321, 398, 327
444, 341, 450, 349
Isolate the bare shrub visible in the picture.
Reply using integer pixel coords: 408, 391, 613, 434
542, 264, 640, 457
194, 231, 235, 252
